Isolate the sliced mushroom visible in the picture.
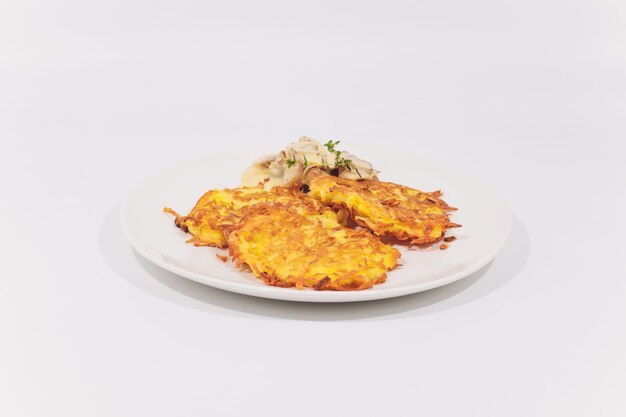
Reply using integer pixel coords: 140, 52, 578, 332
240, 136, 379, 189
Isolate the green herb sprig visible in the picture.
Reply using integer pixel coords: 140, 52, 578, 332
324, 140, 341, 153
286, 155, 308, 168
323, 140, 361, 177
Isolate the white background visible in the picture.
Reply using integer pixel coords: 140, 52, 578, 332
2, 1, 625, 416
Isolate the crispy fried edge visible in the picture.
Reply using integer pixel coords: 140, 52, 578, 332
163, 185, 324, 248
227, 205, 400, 291
308, 176, 461, 246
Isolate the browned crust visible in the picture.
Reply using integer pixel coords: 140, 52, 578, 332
163, 174, 459, 291
308, 176, 461, 246
163, 185, 324, 248
228, 205, 400, 291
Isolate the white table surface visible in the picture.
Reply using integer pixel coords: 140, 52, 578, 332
2, 1, 625, 416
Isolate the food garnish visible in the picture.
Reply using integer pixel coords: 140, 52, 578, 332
241, 137, 377, 189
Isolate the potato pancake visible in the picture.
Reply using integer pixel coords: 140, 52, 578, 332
164, 186, 325, 248
308, 175, 460, 245
228, 205, 400, 291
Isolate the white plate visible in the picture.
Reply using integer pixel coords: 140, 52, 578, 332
121, 152, 511, 303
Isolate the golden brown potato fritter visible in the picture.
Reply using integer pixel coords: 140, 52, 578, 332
228, 205, 400, 290
163, 186, 325, 248
308, 175, 460, 245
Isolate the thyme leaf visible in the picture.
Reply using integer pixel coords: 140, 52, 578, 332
323, 139, 359, 173
324, 140, 341, 153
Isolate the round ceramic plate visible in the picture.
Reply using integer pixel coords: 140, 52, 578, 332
121, 151, 511, 303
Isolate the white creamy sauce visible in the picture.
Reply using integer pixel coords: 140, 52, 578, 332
241, 137, 379, 189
